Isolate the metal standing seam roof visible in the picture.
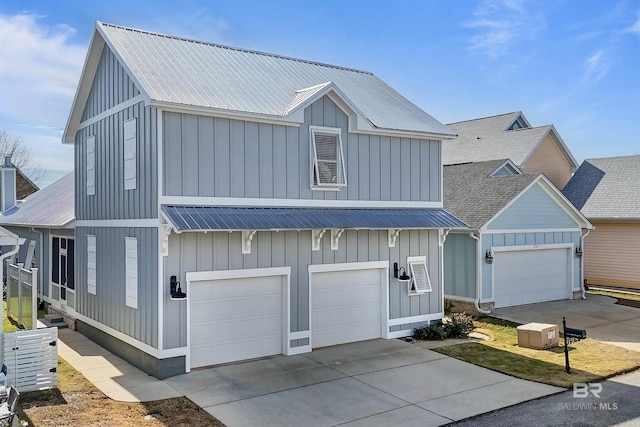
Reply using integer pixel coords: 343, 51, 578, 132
563, 155, 640, 220
443, 160, 539, 229
94, 22, 454, 136
161, 206, 467, 232
0, 172, 75, 228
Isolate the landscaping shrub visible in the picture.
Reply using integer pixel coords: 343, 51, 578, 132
414, 323, 448, 340
413, 312, 474, 341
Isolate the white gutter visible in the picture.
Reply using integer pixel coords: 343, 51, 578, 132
31, 227, 44, 303
580, 228, 593, 300
469, 232, 491, 314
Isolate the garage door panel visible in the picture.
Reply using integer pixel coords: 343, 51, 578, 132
494, 248, 570, 308
190, 275, 284, 369
312, 268, 383, 349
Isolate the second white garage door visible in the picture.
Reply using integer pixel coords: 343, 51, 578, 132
311, 267, 383, 348
190, 275, 284, 369
493, 248, 571, 308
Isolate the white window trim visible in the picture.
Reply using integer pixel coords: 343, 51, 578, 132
124, 118, 137, 190
86, 135, 95, 196
87, 235, 97, 295
407, 255, 432, 295
125, 237, 138, 309
310, 125, 347, 190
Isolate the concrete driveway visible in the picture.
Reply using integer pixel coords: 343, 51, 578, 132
165, 339, 561, 427
492, 294, 640, 352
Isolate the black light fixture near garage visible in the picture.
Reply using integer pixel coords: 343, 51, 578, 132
575, 247, 583, 257
170, 275, 187, 299
485, 250, 494, 264
393, 263, 412, 281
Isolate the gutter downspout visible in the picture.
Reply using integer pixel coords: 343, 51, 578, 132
31, 227, 44, 304
580, 228, 592, 300
469, 232, 491, 314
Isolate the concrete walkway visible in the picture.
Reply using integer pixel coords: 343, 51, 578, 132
492, 294, 640, 352
57, 328, 181, 402
57, 328, 563, 425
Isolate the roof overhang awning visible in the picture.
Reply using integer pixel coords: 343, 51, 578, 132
161, 206, 467, 232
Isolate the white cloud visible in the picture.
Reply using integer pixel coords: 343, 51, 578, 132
0, 13, 86, 171
583, 50, 609, 85
464, 0, 544, 59
630, 13, 640, 35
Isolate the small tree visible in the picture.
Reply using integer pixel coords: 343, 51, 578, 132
0, 130, 46, 183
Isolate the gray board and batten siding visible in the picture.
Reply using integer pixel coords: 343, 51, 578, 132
163, 228, 443, 349
74, 226, 159, 348
163, 95, 442, 202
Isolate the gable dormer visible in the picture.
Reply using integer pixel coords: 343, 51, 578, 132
489, 160, 523, 177
506, 112, 530, 131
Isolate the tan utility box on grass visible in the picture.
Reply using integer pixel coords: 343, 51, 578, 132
516, 323, 559, 349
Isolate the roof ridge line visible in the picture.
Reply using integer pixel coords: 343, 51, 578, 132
98, 22, 374, 75
446, 111, 521, 126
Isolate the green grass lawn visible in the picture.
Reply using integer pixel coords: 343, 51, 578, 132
588, 289, 640, 302
433, 317, 640, 388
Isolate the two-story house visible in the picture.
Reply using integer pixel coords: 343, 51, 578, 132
61, 22, 465, 379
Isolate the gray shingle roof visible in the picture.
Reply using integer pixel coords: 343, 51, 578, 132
90, 22, 454, 137
563, 155, 640, 220
442, 112, 576, 169
0, 172, 74, 228
444, 160, 538, 228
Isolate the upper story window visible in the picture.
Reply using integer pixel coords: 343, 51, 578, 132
123, 118, 137, 190
86, 135, 95, 196
310, 126, 346, 190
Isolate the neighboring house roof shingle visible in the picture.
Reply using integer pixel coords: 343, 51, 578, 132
64, 22, 455, 142
563, 155, 640, 220
0, 172, 74, 228
444, 160, 538, 228
443, 112, 577, 169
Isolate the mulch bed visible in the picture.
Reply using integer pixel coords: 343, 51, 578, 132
615, 298, 640, 308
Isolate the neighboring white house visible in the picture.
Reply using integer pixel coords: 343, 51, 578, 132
60, 22, 465, 378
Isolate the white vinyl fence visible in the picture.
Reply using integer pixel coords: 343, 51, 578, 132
6, 263, 38, 330
3, 327, 58, 392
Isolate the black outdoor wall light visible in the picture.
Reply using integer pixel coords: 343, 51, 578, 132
485, 250, 494, 264
393, 262, 411, 281
170, 275, 187, 299
575, 247, 583, 257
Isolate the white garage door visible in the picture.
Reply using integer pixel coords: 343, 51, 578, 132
494, 248, 571, 308
311, 268, 383, 348
190, 275, 283, 368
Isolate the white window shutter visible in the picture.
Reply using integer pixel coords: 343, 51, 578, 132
408, 256, 432, 294
311, 126, 346, 188
123, 118, 137, 190
125, 237, 138, 308
87, 235, 97, 295
86, 136, 95, 196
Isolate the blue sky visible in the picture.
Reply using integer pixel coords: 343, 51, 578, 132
1, 1, 639, 186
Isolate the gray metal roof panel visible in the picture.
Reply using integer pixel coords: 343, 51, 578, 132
563, 155, 640, 219
444, 160, 538, 228
0, 172, 75, 228
98, 22, 454, 136
161, 206, 467, 231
